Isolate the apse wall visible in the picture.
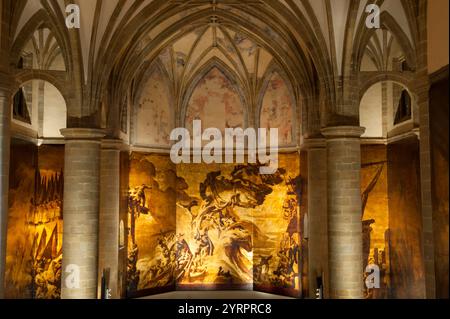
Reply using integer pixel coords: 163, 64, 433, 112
126, 152, 304, 298
3, 142, 432, 299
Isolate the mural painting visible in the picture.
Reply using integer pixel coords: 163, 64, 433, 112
135, 67, 174, 147
5, 143, 64, 299
360, 145, 389, 299
252, 153, 303, 297
185, 67, 245, 135
127, 152, 303, 296
176, 153, 302, 295
127, 153, 177, 296
260, 73, 295, 146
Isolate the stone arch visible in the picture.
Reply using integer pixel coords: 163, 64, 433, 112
354, 11, 417, 72
10, 9, 69, 72
103, 5, 322, 112
358, 73, 414, 102
359, 77, 417, 138
11, 77, 67, 138
13, 70, 69, 105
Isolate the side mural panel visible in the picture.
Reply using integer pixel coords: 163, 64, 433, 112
127, 153, 177, 297
253, 153, 303, 297
429, 75, 449, 299
387, 140, 425, 298
176, 154, 302, 295
5, 142, 37, 298
5, 143, 64, 299
360, 145, 389, 299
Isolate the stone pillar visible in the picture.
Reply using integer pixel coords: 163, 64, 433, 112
415, 76, 437, 298
98, 140, 124, 299
322, 126, 365, 299
60, 128, 106, 299
304, 138, 329, 299
0, 73, 11, 299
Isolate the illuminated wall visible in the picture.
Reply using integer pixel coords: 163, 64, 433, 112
252, 153, 302, 297
127, 153, 177, 297
5, 143, 64, 299
128, 152, 303, 297
387, 140, 425, 299
430, 75, 449, 299
360, 145, 389, 299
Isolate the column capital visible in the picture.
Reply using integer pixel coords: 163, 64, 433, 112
60, 128, 106, 141
321, 126, 365, 139
302, 137, 327, 150
101, 138, 129, 151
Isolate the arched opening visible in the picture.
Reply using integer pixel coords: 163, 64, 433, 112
6, 79, 67, 299
359, 80, 415, 139
359, 80, 425, 299
11, 79, 67, 139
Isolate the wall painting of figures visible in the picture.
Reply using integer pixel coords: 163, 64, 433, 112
360, 145, 389, 299
127, 152, 303, 297
5, 143, 64, 299
127, 153, 177, 297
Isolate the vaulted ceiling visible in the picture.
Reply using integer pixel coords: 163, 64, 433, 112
1, 0, 426, 135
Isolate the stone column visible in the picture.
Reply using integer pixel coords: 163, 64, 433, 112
416, 77, 437, 298
60, 128, 106, 299
322, 126, 365, 299
304, 138, 329, 298
0, 73, 11, 299
98, 140, 125, 299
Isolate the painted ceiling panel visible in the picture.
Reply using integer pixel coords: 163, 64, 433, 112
257, 48, 273, 79
234, 33, 258, 74
174, 31, 199, 57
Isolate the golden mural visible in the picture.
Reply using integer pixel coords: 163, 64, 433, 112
252, 154, 302, 296
360, 145, 389, 299
5, 144, 64, 299
177, 154, 302, 293
127, 153, 177, 296
127, 152, 302, 296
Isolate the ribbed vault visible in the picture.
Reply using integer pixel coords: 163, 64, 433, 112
1, 0, 425, 138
